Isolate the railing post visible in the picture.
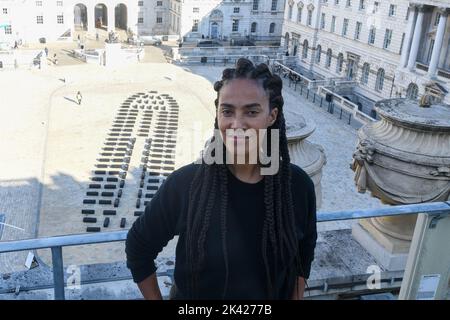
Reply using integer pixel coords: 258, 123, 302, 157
348, 113, 352, 125
51, 246, 65, 300
320, 97, 323, 108
306, 89, 309, 100
313, 93, 316, 103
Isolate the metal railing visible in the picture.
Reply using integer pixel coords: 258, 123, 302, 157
316, 86, 376, 125
1, 202, 449, 300
271, 60, 327, 90
179, 54, 271, 66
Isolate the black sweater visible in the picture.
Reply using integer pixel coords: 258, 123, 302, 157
125, 163, 317, 300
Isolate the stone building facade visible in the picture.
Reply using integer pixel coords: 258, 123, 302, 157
281, 0, 450, 108
0, 0, 286, 44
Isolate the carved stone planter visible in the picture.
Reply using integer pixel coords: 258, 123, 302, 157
351, 98, 450, 270
286, 117, 327, 209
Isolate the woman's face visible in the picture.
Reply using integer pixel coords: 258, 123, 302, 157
217, 78, 278, 161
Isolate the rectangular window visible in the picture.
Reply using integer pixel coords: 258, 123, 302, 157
57, 1, 63, 6
157, 1, 163, 6
253, 0, 259, 11
435, 13, 441, 26
342, 18, 349, 36
138, 1, 143, 6
232, 19, 239, 32
335, 0, 339, 5
193, 7, 199, 13
297, 8, 302, 23
2, 8, 7, 14
192, 20, 198, 32
192, 19, 199, 32
36, 1, 42, 6
355, 21, 362, 40
57, 15, 64, 24
138, 17, 144, 24
156, 12, 162, 24
36, 15, 43, 24
373, 2, 379, 14
389, 5, 396, 17
383, 29, 392, 49
271, 0, 277, 11
233, 7, 240, 14
368, 27, 376, 44
307, 10, 313, 26
359, 0, 365, 10
399, 32, 405, 54
5, 25, 11, 34
427, 39, 435, 63
331, 16, 336, 33
346, 0, 351, 8
321, 13, 326, 29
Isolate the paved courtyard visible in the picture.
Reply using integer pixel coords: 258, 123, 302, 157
0, 43, 385, 273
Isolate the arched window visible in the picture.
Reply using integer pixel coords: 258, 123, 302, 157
336, 53, 344, 73
316, 45, 321, 63
375, 68, 385, 91
302, 39, 309, 58
326, 49, 332, 68
252, 0, 259, 11
251, 22, 257, 33
284, 32, 290, 50
269, 23, 276, 33
361, 63, 370, 85
406, 83, 419, 100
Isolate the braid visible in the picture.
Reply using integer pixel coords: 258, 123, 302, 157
197, 165, 217, 271
263, 175, 278, 299
218, 165, 230, 299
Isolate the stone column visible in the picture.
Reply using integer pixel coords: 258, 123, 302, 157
66, 6, 75, 40
407, 5, 425, 71
400, 5, 417, 68
107, 5, 115, 32
428, 8, 449, 78
127, 4, 138, 36
87, 5, 95, 35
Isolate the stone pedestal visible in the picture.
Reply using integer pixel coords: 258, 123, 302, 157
351, 98, 450, 271
286, 118, 327, 209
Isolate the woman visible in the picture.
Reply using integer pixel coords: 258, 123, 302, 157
125, 58, 317, 300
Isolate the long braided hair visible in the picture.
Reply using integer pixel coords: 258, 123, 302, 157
185, 58, 302, 299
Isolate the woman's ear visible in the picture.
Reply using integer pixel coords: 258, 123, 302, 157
269, 108, 279, 125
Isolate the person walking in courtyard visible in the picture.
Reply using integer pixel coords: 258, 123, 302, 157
126, 58, 317, 300
76, 91, 82, 105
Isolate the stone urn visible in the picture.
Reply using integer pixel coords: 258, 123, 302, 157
286, 117, 327, 209
351, 98, 450, 270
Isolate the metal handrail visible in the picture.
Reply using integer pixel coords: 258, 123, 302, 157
317, 86, 376, 124
1, 201, 449, 299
